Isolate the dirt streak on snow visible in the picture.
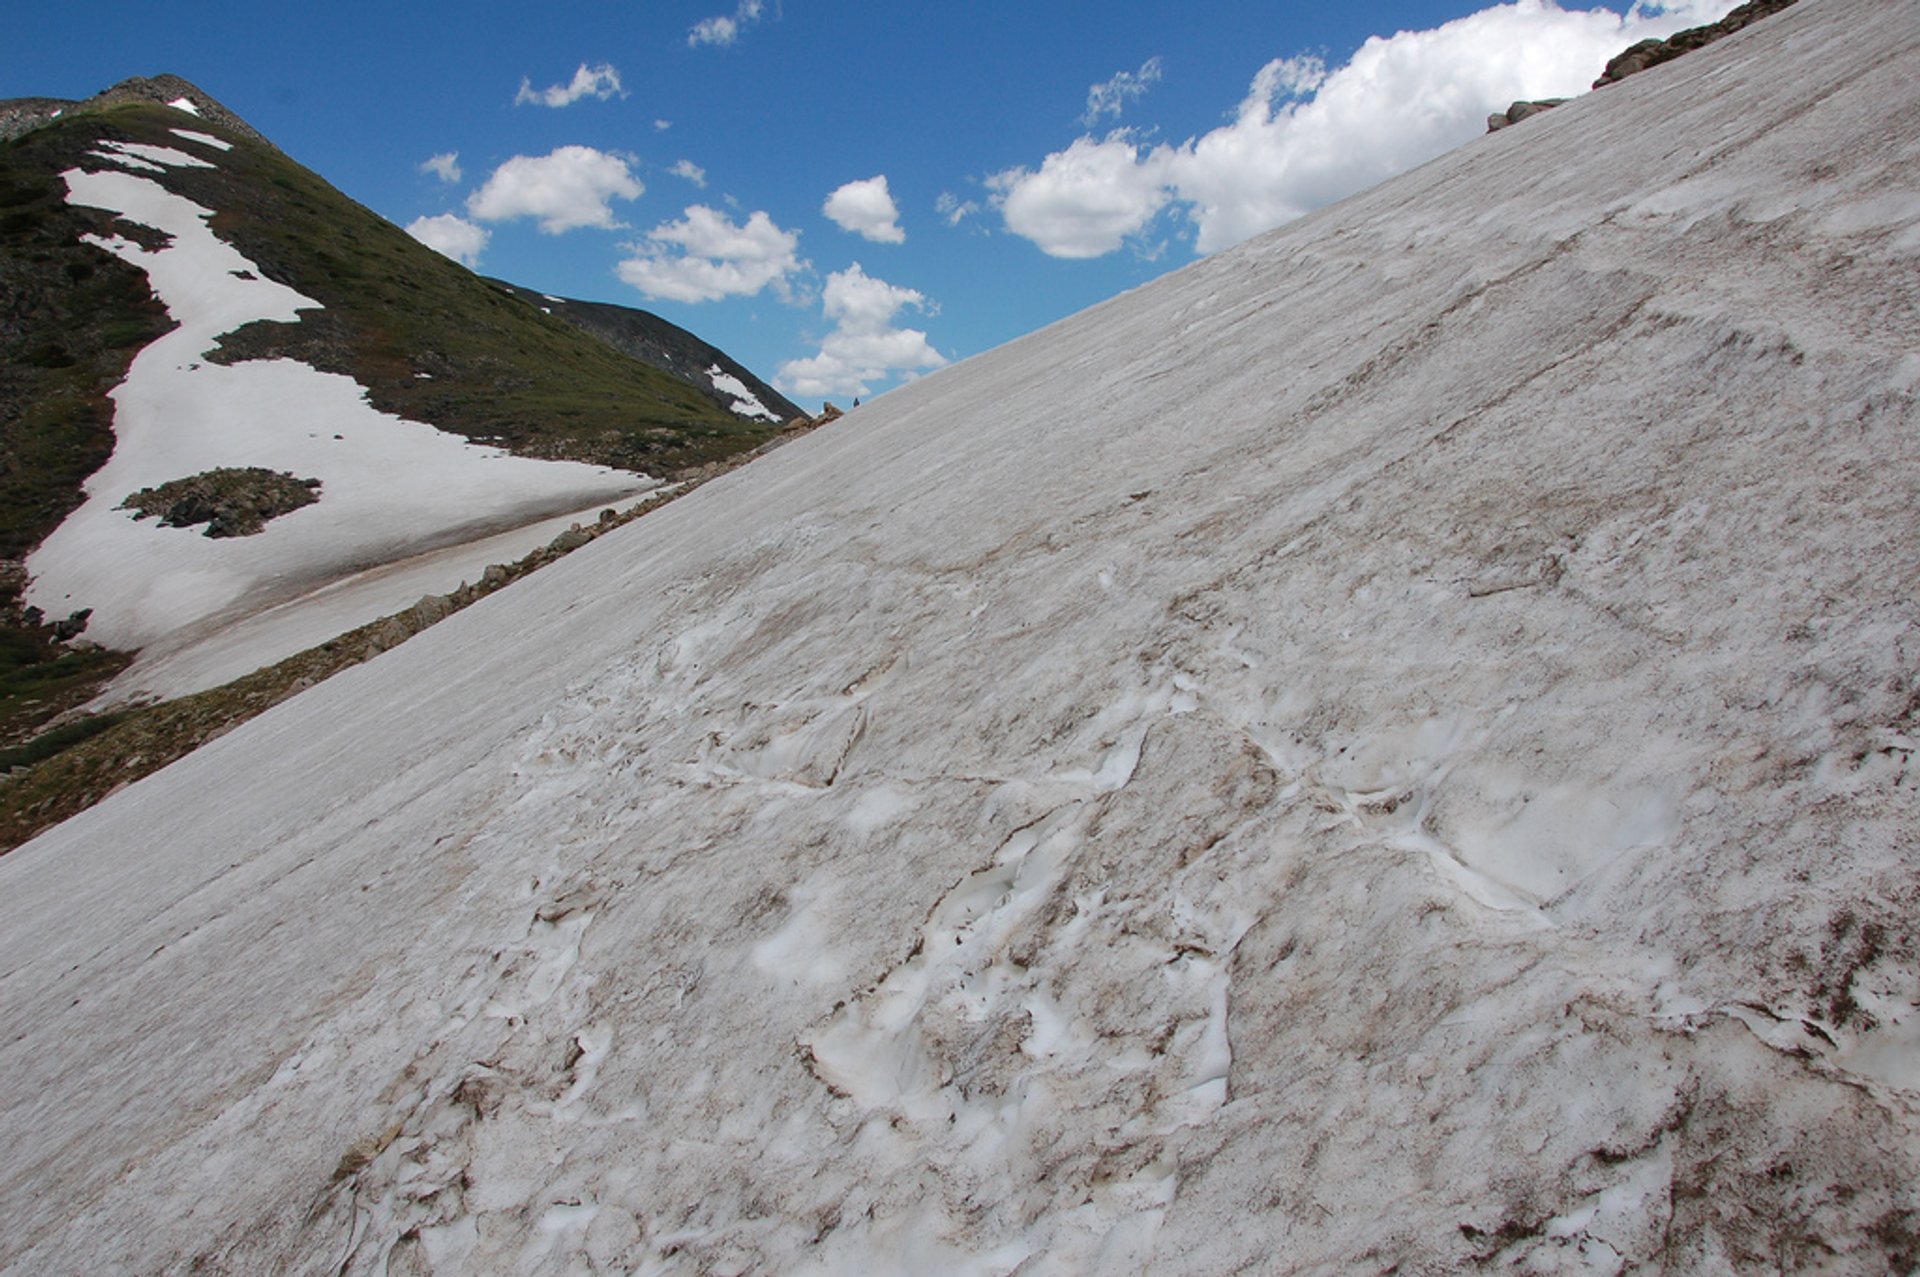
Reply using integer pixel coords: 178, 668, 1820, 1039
99, 498, 635, 705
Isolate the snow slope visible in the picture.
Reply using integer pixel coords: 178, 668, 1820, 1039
24, 140, 651, 654
100, 496, 638, 705
3, 0, 1918, 1271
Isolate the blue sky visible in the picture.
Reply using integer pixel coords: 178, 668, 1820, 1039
13, 0, 1729, 409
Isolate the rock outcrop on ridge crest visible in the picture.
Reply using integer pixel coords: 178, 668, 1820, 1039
1, 0, 1917, 1272
1592, 0, 1802, 88
1486, 97, 1567, 131
1488, 0, 1802, 131
0, 74, 271, 147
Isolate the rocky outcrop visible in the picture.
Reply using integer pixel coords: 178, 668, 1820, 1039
1593, 0, 1800, 88
0, 98, 74, 144
116, 467, 321, 538
0, 75, 272, 147
1489, 0, 1800, 132
1487, 98, 1567, 131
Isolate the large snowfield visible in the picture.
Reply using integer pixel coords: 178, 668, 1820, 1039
25, 141, 651, 662
3, 1, 1917, 1271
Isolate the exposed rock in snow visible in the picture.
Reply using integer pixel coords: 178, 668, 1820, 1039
1486, 98, 1566, 131
1, 0, 1917, 1272
1592, 0, 1801, 88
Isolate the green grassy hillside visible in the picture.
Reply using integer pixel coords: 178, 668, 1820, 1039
0, 124, 169, 741
0, 128, 173, 563
0, 90, 790, 747
6, 100, 784, 477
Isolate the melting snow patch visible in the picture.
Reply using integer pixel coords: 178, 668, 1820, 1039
88, 148, 166, 174
169, 127, 232, 151
91, 139, 215, 170
27, 166, 646, 650
167, 96, 201, 115
706, 364, 781, 421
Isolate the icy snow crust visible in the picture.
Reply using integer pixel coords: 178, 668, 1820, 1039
4, 1, 1920, 1271
26, 154, 649, 654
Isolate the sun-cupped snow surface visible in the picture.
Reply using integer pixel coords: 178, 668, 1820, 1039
706, 363, 781, 421
2, 1, 1918, 1272
25, 157, 650, 652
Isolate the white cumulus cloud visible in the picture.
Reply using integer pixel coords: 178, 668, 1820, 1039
992, 0, 1738, 259
823, 175, 905, 244
467, 147, 644, 234
988, 136, 1173, 259
671, 159, 708, 188
420, 151, 462, 184
515, 62, 624, 108
1082, 56, 1164, 127
617, 204, 803, 304
406, 213, 489, 266
776, 263, 947, 400
690, 0, 764, 47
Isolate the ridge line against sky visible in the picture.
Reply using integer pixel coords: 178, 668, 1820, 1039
14, 1, 1736, 408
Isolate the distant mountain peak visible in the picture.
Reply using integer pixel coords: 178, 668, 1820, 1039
0, 72, 802, 706
486, 278, 806, 427
0, 74, 270, 148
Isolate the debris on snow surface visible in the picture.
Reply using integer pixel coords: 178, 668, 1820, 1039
1, 0, 1917, 1272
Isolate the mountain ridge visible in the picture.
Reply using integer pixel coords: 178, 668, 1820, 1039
486, 276, 805, 426
0, 77, 803, 748
0, 74, 274, 149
